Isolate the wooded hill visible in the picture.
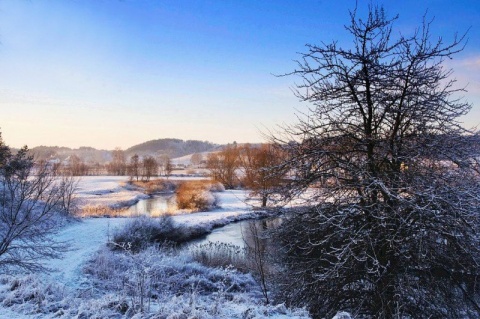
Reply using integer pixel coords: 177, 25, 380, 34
26, 138, 218, 164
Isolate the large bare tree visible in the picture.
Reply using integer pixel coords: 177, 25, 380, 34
272, 6, 480, 318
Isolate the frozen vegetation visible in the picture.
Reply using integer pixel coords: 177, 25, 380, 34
0, 176, 312, 318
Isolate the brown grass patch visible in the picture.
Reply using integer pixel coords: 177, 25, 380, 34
175, 180, 224, 211
129, 179, 175, 195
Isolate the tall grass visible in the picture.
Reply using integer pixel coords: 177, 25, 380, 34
129, 179, 175, 195
190, 242, 251, 272
176, 180, 224, 211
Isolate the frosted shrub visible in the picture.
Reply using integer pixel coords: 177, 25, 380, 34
111, 216, 212, 252
111, 215, 176, 252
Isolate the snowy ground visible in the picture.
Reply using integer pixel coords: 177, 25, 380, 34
0, 176, 313, 318
43, 181, 259, 290
75, 176, 149, 208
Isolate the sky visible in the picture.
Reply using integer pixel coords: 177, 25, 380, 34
0, 0, 479, 150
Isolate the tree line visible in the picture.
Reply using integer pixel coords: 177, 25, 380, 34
45, 148, 175, 181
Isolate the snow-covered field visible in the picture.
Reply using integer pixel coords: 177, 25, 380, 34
75, 176, 149, 208
44, 179, 261, 290
0, 176, 312, 318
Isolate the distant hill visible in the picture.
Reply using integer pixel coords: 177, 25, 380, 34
125, 138, 218, 158
26, 138, 219, 164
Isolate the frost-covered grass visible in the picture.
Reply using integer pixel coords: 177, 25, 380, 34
0, 246, 311, 318
190, 242, 250, 272
83, 246, 311, 318
77, 204, 131, 217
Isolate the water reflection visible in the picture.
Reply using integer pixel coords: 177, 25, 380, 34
126, 195, 176, 217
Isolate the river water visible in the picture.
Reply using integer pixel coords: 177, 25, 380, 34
124, 195, 281, 248
125, 194, 176, 217
194, 218, 282, 248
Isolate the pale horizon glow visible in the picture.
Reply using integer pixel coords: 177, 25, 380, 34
1, 0, 479, 150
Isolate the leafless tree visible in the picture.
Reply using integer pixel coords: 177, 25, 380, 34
242, 220, 271, 304
0, 134, 73, 272
207, 145, 240, 189
190, 153, 203, 167
157, 155, 173, 177
68, 154, 88, 176
240, 144, 286, 207
107, 147, 127, 175
165, 157, 173, 178
57, 174, 80, 217
272, 6, 480, 318
128, 154, 140, 181
141, 156, 158, 182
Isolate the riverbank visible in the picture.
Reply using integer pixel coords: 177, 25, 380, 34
0, 176, 312, 318
46, 177, 272, 286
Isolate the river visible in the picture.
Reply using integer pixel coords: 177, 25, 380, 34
125, 194, 176, 217
124, 194, 281, 247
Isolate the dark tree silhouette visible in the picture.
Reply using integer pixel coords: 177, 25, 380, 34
272, 6, 480, 318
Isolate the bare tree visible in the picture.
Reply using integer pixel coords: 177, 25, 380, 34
272, 6, 480, 318
207, 145, 240, 189
141, 156, 158, 182
240, 144, 286, 207
128, 154, 140, 181
57, 174, 80, 217
68, 154, 88, 176
0, 134, 72, 272
158, 155, 173, 177
242, 221, 271, 304
165, 157, 173, 178
107, 147, 127, 176
190, 153, 203, 167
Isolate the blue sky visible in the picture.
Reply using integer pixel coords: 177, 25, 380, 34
0, 0, 479, 149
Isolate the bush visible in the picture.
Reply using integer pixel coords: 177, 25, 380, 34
111, 216, 175, 252
175, 180, 223, 211
111, 216, 212, 252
